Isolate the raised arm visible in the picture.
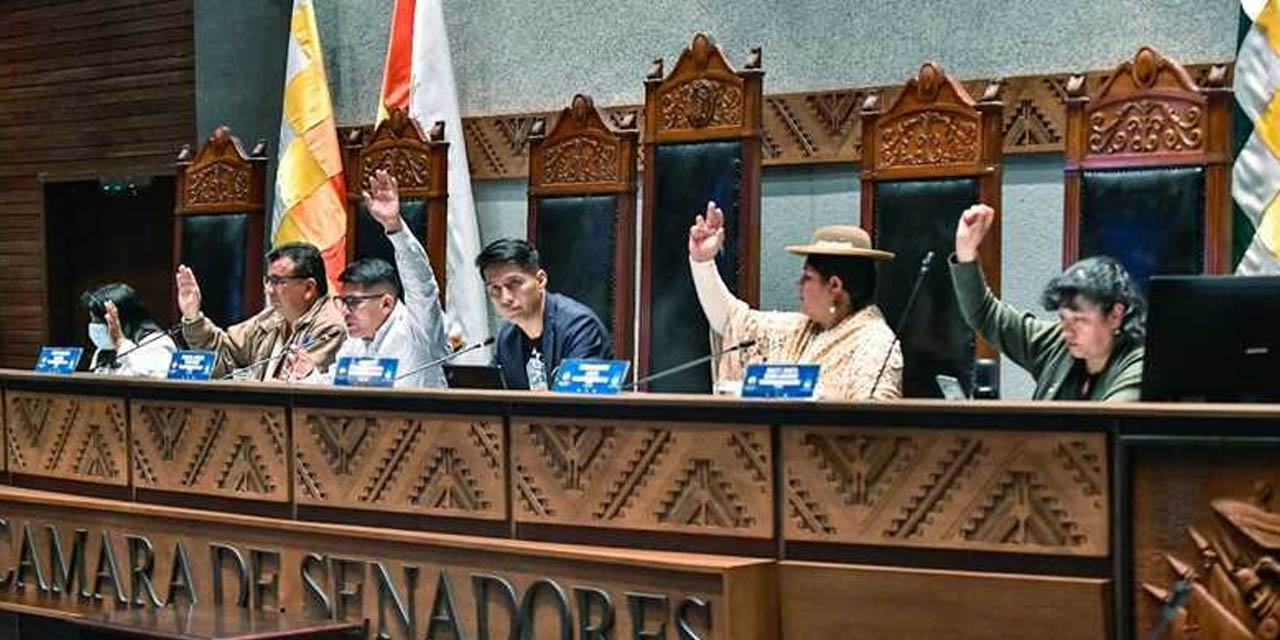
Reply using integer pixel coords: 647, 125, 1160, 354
688, 201, 747, 334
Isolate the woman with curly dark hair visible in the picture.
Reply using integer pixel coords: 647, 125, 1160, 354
950, 204, 1145, 401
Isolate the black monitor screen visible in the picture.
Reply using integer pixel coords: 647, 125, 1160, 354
1142, 275, 1280, 402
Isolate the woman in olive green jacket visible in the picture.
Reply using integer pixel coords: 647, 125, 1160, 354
950, 204, 1145, 401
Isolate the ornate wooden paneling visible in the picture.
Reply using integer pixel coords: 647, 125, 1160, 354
0, 0, 195, 367
4, 391, 127, 486
783, 426, 1108, 556
130, 400, 288, 502
780, 561, 1109, 640
293, 409, 505, 521
1130, 443, 1280, 640
460, 62, 1227, 181
511, 419, 773, 538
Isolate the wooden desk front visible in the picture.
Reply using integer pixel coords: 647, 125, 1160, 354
0, 370, 1274, 639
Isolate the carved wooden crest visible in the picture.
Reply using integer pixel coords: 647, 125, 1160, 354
643, 33, 762, 142
1075, 47, 1221, 158
530, 94, 637, 191
176, 126, 265, 211
1141, 482, 1280, 640
358, 108, 446, 196
869, 62, 996, 170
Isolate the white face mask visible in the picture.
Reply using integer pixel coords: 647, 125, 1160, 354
88, 322, 116, 350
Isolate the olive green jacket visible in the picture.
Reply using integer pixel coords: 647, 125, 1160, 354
949, 258, 1143, 401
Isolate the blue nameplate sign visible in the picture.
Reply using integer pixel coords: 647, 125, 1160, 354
167, 350, 217, 381
741, 363, 821, 398
334, 356, 398, 387
551, 359, 630, 395
35, 346, 83, 375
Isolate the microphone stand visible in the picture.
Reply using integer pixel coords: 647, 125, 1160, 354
394, 337, 495, 381
625, 339, 757, 392
219, 329, 343, 381
113, 324, 184, 362
870, 250, 934, 397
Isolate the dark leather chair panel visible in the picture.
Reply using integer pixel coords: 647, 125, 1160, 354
873, 178, 980, 398
649, 141, 742, 393
1080, 166, 1205, 289
535, 195, 618, 339
355, 197, 430, 268
181, 213, 250, 328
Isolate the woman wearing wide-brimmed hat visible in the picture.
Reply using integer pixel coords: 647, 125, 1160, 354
687, 201, 903, 400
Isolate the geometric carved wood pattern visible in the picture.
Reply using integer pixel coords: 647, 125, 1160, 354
783, 426, 1107, 556
511, 419, 773, 538
292, 410, 505, 521
130, 401, 288, 502
5, 392, 127, 486
460, 63, 1226, 180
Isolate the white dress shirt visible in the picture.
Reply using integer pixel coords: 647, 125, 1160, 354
91, 333, 178, 378
324, 225, 450, 388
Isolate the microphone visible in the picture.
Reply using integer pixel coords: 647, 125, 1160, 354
625, 339, 758, 392
113, 324, 184, 363
220, 327, 344, 381
394, 337, 495, 381
870, 250, 934, 398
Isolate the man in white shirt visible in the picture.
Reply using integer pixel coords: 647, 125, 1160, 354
284, 169, 450, 387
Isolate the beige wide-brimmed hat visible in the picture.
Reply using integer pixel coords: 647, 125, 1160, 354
785, 225, 894, 261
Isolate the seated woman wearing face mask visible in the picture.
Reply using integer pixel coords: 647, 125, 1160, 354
82, 283, 177, 377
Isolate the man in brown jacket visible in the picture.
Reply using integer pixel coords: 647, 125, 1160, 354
176, 242, 345, 380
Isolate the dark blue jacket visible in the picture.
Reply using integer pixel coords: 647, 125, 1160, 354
494, 292, 611, 390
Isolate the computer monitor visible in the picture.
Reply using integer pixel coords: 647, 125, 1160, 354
1141, 275, 1280, 402
443, 364, 507, 390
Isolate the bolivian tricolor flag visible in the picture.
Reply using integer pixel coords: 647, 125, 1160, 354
375, 0, 492, 355
271, 0, 347, 286
1234, 0, 1280, 274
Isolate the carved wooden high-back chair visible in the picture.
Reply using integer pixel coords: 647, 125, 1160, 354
527, 94, 638, 359
860, 63, 1003, 397
639, 33, 763, 392
174, 126, 267, 328
341, 109, 450, 300
1063, 47, 1232, 284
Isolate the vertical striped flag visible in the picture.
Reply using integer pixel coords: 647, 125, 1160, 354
378, 0, 491, 354
271, 0, 348, 287
1233, 0, 1280, 274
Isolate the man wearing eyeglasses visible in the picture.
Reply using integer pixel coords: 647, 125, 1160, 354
280, 169, 450, 387
176, 242, 345, 380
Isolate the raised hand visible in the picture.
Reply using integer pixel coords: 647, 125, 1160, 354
175, 264, 203, 320
955, 204, 996, 263
362, 169, 403, 233
104, 301, 125, 347
688, 201, 726, 263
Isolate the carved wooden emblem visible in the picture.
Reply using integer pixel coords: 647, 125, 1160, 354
186, 163, 251, 205
182, 126, 255, 206
1142, 483, 1280, 640
362, 149, 432, 190
1088, 99, 1203, 154
660, 79, 744, 131
878, 110, 980, 167
542, 137, 620, 184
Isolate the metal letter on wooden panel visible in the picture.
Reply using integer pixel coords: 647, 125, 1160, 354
5, 392, 127, 487
783, 426, 1108, 556
131, 401, 288, 502
292, 409, 506, 521
511, 419, 773, 538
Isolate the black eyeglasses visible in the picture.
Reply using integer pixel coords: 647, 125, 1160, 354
335, 293, 385, 309
263, 275, 310, 287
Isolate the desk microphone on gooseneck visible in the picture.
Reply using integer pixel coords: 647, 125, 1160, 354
870, 250, 934, 398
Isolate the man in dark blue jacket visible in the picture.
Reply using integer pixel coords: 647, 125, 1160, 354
476, 239, 610, 390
